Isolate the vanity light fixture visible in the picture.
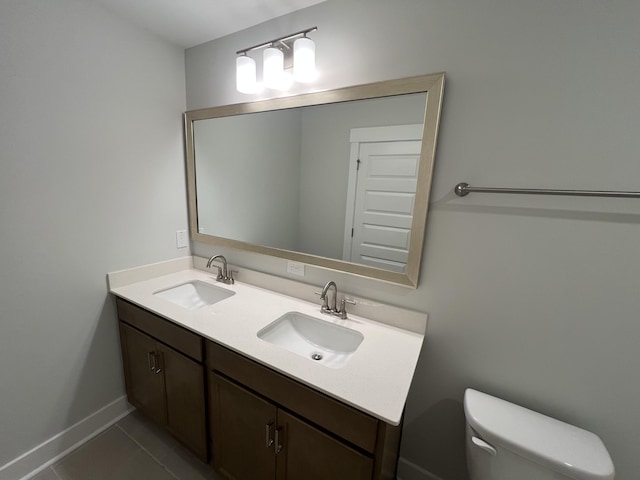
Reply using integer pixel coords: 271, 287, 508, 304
293, 36, 316, 83
236, 27, 317, 93
235, 53, 259, 94
262, 46, 286, 90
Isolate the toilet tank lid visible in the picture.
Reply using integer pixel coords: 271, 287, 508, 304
464, 389, 615, 480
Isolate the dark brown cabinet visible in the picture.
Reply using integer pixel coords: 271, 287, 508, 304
117, 298, 207, 461
211, 373, 276, 480
207, 341, 401, 480
115, 297, 402, 479
277, 409, 373, 480
119, 323, 166, 425
211, 373, 373, 480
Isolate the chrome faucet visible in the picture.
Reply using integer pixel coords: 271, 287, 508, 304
206, 255, 234, 285
318, 281, 355, 319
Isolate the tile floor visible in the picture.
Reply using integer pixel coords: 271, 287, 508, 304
29, 410, 222, 480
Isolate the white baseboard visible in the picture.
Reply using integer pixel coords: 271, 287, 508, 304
397, 456, 445, 480
0, 396, 134, 480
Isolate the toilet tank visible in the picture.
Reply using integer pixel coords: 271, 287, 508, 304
464, 389, 615, 480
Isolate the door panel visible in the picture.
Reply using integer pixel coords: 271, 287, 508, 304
361, 224, 411, 250
211, 373, 277, 480
120, 323, 165, 425
276, 410, 373, 480
349, 140, 422, 272
363, 190, 415, 215
161, 345, 207, 461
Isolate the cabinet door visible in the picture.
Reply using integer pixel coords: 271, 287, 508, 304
211, 373, 276, 480
160, 344, 207, 461
119, 323, 165, 425
276, 410, 373, 480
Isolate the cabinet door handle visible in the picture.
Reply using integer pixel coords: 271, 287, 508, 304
154, 352, 162, 375
265, 422, 274, 448
275, 427, 283, 454
148, 351, 156, 371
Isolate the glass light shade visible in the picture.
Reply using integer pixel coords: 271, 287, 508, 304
277, 70, 294, 91
236, 55, 258, 94
293, 37, 316, 83
263, 47, 285, 89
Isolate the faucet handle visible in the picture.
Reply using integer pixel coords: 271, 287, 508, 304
336, 297, 356, 319
225, 270, 237, 285
314, 291, 331, 311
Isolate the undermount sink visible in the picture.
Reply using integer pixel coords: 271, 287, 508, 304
257, 311, 364, 369
154, 281, 235, 310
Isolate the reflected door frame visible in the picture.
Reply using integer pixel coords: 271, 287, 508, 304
342, 124, 424, 270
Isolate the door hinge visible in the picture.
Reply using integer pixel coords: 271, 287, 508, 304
356, 159, 361, 170
351, 228, 354, 237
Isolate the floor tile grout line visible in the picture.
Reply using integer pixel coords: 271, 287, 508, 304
115, 424, 180, 480
49, 426, 143, 480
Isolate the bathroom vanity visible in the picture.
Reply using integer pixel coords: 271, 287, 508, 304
117, 297, 207, 460
109, 72, 440, 479
109, 257, 426, 480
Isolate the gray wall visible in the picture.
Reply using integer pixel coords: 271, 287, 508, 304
194, 110, 301, 250
0, 0, 187, 467
186, 0, 640, 479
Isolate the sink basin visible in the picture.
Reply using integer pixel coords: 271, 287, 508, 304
154, 281, 235, 310
257, 311, 364, 368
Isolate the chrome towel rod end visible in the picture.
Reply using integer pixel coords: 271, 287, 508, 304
454, 182, 470, 197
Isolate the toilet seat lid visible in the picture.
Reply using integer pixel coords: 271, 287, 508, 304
464, 389, 615, 480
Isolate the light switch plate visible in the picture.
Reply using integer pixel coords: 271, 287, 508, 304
176, 230, 188, 249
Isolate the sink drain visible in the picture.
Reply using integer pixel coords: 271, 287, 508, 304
311, 352, 323, 361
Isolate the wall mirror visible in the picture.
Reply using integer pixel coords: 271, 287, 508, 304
184, 73, 445, 287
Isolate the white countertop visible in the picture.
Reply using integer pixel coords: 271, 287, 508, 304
109, 259, 426, 426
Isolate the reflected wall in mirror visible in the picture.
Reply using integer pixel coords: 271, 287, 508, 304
185, 73, 445, 287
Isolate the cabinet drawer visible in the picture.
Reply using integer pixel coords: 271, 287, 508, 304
206, 340, 379, 453
116, 297, 203, 362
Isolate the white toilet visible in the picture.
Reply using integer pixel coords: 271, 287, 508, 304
464, 389, 615, 480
